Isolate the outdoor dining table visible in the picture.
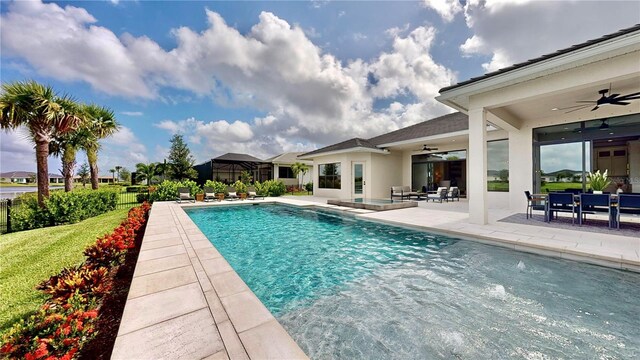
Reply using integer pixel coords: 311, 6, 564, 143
534, 193, 619, 227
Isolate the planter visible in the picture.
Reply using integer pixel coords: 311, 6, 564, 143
239, 193, 247, 200
593, 190, 603, 194
195, 193, 204, 202
216, 193, 225, 201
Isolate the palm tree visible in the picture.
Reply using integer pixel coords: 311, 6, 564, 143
290, 162, 310, 191
109, 168, 116, 184
49, 128, 86, 192
77, 163, 90, 187
80, 104, 118, 190
114, 165, 122, 183
0, 80, 81, 206
135, 162, 158, 186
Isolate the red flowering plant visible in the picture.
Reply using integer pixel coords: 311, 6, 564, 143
0, 294, 98, 360
1, 203, 151, 360
37, 266, 112, 304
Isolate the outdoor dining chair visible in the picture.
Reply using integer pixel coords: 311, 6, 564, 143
546, 192, 576, 224
524, 191, 545, 219
617, 194, 640, 229
579, 193, 611, 228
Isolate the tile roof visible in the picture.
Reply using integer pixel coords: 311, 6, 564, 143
299, 112, 469, 158
212, 153, 265, 163
265, 152, 311, 164
300, 138, 380, 157
369, 112, 468, 146
0, 171, 63, 178
440, 24, 640, 93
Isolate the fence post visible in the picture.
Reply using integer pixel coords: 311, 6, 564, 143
6, 199, 12, 234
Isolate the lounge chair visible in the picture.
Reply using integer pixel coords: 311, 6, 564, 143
203, 187, 218, 202
447, 187, 460, 202
391, 186, 418, 200
225, 186, 239, 201
426, 187, 448, 203
247, 186, 264, 200
176, 187, 195, 203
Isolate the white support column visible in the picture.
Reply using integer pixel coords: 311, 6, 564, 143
508, 127, 533, 212
468, 108, 488, 224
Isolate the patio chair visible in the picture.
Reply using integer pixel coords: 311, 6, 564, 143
617, 194, 640, 229
546, 192, 576, 224
447, 187, 460, 202
247, 186, 264, 200
427, 187, 448, 203
176, 187, 195, 203
579, 193, 611, 228
391, 186, 418, 200
203, 187, 218, 202
225, 187, 239, 201
524, 191, 545, 219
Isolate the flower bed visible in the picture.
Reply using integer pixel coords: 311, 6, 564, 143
1, 203, 151, 359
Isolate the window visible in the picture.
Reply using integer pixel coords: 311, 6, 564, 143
487, 139, 509, 192
318, 163, 341, 189
278, 166, 294, 179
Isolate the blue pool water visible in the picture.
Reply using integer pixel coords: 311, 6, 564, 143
186, 204, 640, 359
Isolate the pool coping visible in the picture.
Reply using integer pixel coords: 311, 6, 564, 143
113, 197, 639, 359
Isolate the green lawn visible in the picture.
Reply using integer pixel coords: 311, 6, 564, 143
0, 208, 129, 334
541, 182, 583, 192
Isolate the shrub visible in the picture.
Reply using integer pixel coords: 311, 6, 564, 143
232, 180, 247, 194
305, 182, 313, 192
126, 185, 148, 193
254, 180, 286, 197
136, 193, 149, 203
1, 203, 151, 359
0, 294, 99, 360
11, 189, 118, 231
37, 266, 111, 304
204, 180, 227, 194
149, 180, 201, 202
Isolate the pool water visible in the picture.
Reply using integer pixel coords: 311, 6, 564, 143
186, 204, 640, 359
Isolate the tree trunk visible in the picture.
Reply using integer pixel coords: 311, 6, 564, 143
35, 140, 50, 207
62, 144, 76, 192
87, 147, 99, 190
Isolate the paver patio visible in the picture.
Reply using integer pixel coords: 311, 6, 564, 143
113, 196, 639, 359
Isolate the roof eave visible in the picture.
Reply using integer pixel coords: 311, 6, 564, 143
298, 147, 389, 160
437, 30, 640, 107
376, 129, 470, 148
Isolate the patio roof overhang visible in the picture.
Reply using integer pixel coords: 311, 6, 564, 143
297, 147, 389, 160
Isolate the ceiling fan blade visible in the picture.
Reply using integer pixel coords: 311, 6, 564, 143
591, 105, 600, 111
565, 105, 591, 113
608, 101, 630, 106
615, 92, 640, 100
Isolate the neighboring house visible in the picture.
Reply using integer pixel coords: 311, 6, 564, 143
265, 152, 313, 187
0, 171, 64, 184
301, 24, 640, 224
540, 170, 583, 183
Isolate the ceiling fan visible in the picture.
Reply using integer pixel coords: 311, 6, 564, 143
560, 85, 640, 113
413, 145, 439, 152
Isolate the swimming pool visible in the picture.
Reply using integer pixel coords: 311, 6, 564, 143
186, 204, 640, 358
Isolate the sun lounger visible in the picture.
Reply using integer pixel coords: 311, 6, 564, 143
203, 187, 218, 202
176, 187, 195, 203
426, 187, 448, 203
391, 186, 418, 200
247, 186, 264, 200
225, 186, 239, 201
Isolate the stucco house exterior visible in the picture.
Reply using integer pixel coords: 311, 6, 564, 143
300, 24, 640, 224
266, 152, 313, 187
0, 171, 64, 184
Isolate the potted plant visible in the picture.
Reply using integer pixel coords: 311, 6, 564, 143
587, 169, 611, 194
195, 192, 205, 202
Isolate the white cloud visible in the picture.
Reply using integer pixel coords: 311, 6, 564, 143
1, 1, 458, 156
120, 111, 143, 116
0, 0, 153, 97
460, 0, 640, 72
422, 0, 463, 22
352, 32, 367, 41
100, 126, 148, 171
109, 0, 120, 5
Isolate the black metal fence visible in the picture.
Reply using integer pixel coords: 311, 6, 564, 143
1, 189, 149, 234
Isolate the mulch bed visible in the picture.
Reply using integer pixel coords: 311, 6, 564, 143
78, 221, 147, 360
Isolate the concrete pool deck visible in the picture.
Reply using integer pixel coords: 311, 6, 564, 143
112, 197, 639, 359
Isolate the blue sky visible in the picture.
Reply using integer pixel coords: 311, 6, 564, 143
1, 0, 638, 176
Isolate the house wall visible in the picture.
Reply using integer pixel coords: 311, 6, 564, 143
370, 152, 403, 198
311, 152, 378, 199
466, 49, 640, 222
273, 164, 313, 186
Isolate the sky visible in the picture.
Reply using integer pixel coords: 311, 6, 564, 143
1, 0, 638, 176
